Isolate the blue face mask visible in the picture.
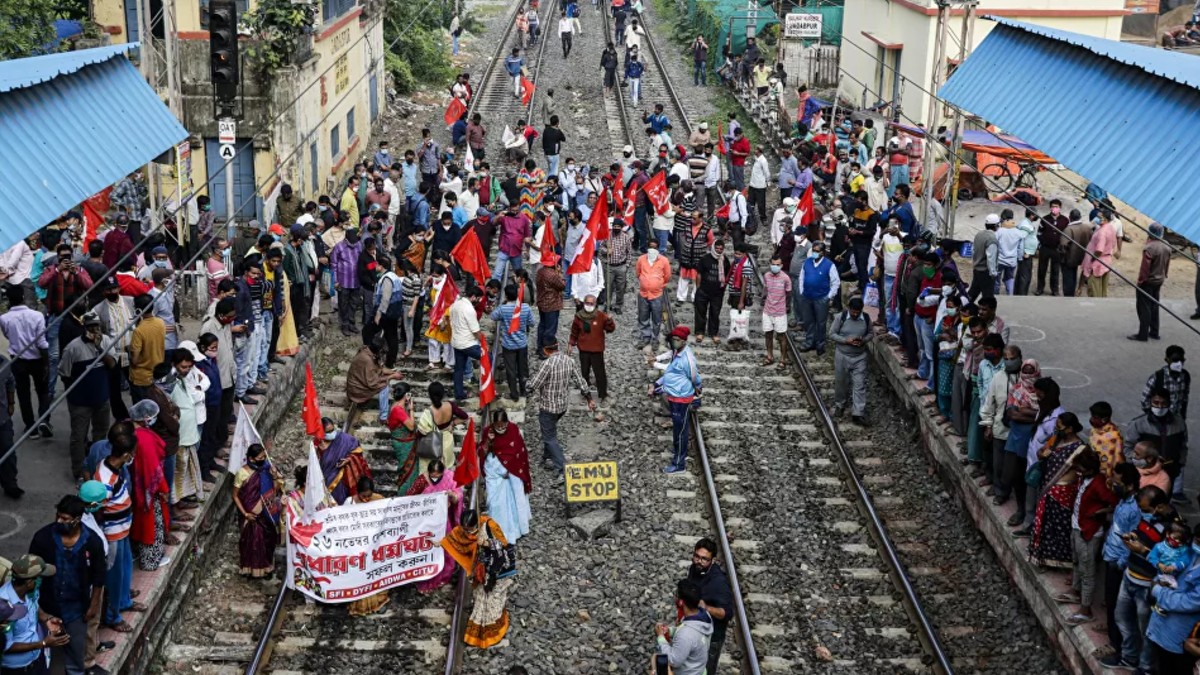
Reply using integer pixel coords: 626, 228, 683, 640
1141, 511, 1154, 521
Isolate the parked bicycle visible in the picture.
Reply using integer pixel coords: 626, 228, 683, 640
980, 159, 1042, 193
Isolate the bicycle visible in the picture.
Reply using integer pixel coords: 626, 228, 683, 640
980, 159, 1041, 193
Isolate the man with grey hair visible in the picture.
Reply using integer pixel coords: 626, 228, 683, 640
1129, 222, 1171, 342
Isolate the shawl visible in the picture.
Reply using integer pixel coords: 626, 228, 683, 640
346, 346, 389, 404
319, 432, 370, 498
481, 423, 532, 494
409, 468, 464, 527
1006, 358, 1041, 410
132, 427, 168, 509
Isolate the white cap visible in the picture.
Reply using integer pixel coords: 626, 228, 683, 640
622, 145, 633, 154
699, 122, 708, 130
178, 340, 206, 362
985, 214, 1001, 225
782, 197, 797, 207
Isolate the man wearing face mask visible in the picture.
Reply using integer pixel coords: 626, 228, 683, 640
980, 343, 1023, 500
830, 297, 873, 425
635, 241, 671, 349
796, 241, 839, 356
29, 497, 106, 675
768, 197, 800, 248
603, 217, 634, 314
1125, 388, 1190, 504
58, 313, 113, 483
200, 298, 238, 450
651, 326, 701, 474
682, 538, 731, 675
90, 277, 133, 421
1142, 346, 1190, 421
0, 554, 71, 674
1111, 485, 1175, 673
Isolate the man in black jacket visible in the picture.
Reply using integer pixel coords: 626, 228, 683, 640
693, 240, 729, 343
542, 115, 567, 177
1124, 387, 1190, 503
684, 537, 732, 675
28, 498, 106, 675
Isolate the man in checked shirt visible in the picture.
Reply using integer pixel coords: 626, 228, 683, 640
527, 336, 596, 483
604, 217, 634, 314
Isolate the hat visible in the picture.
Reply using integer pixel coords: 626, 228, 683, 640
622, 145, 633, 154
476, 208, 491, 219
269, 223, 286, 236
82, 311, 101, 327
698, 122, 708, 130
248, 219, 262, 231
130, 399, 160, 422
151, 245, 169, 256
11, 554, 55, 580
178, 339, 205, 362
79, 480, 107, 509
289, 223, 306, 236
0, 600, 26, 623
669, 326, 691, 341
102, 276, 119, 290
984, 214, 1001, 225
782, 197, 797, 208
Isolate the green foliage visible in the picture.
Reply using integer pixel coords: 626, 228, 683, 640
383, 0, 454, 94
241, 0, 318, 75
0, 0, 58, 60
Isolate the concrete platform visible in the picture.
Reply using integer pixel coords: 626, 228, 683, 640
864, 294, 1200, 675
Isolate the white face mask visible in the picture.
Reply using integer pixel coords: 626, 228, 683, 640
1170, 361, 1184, 372
583, 304, 596, 312
647, 249, 659, 262
941, 285, 953, 295
1152, 406, 1170, 417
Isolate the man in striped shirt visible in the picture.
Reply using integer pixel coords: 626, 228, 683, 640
93, 432, 141, 631
527, 337, 595, 481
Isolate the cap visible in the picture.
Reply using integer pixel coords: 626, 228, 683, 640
669, 325, 691, 341
269, 223, 286, 236
248, 219, 262, 231
82, 311, 101, 327
698, 122, 708, 130
985, 214, 1001, 225
178, 339, 205, 362
289, 223, 306, 236
102, 276, 119, 289
476, 208, 491, 218
79, 480, 107, 509
151, 245, 169, 256
11, 554, 55, 580
622, 145, 633, 154
0, 600, 26, 623
782, 197, 797, 207
130, 399, 160, 422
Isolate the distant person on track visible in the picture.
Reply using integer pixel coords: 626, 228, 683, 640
231, 442, 283, 580
652, 326, 701, 475
525, 5, 541, 45
635, 240, 671, 349
626, 53, 645, 106
600, 42, 619, 94
1129, 222, 1171, 342
504, 48, 525, 99
558, 10, 574, 58
691, 35, 708, 85
796, 240, 839, 356
831, 296, 873, 425
481, 408, 532, 543
759, 254, 791, 367
527, 336, 595, 481
654, 579, 713, 675
443, 509, 517, 648
728, 127, 750, 191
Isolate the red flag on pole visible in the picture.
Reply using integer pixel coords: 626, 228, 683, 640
82, 187, 112, 252
611, 173, 625, 213
453, 418, 481, 486
539, 215, 559, 266
478, 341, 497, 408
508, 283, 525, 334
797, 184, 815, 227
444, 97, 467, 127
716, 123, 726, 155
427, 276, 459, 329
621, 181, 637, 225
644, 171, 670, 215
302, 363, 324, 441
520, 77, 535, 106
568, 210, 600, 275
595, 190, 612, 241
450, 227, 491, 287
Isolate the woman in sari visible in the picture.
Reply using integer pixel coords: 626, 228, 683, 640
1029, 411, 1087, 568
316, 418, 371, 504
416, 382, 469, 475
387, 382, 420, 494
481, 410, 532, 543
275, 275, 300, 358
934, 294, 963, 420
517, 158, 546, 223
232, 443, 283, 578
443, 509, 515, 648
407, 460, 463, 593
130, 400, 173, 571
348, 477, 390, 616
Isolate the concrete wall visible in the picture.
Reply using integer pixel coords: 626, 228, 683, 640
840, 0, 1126, 129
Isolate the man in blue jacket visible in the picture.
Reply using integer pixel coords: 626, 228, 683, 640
504, 48, 525, 98
651, 326, 701, 475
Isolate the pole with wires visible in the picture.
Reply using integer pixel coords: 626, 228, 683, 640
921, 1, 949, 226
944, 0, 977, 240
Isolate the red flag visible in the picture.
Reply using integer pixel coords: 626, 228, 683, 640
453, 418, 481, 486
797, 184, 815, 227
427, 276, 459, 329
716, 123, 726, 155
569, 197, 606, 274
444, 97, 467, 127
715, 201, 730, 219
520, 77, 535, 106
478, 341, 497, 408
644, 171, 670, 215
450, 228, 491, 288
621, 181, 637, 225
539, 215, 559, 266
508, 283, 525, 334
82, 187, 111, 252
302, 363, 324, 441
611, 173, 625, 213
595, 191, 612, 241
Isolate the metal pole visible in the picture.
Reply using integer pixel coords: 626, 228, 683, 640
944, 0, 977, 240
225, 157, 237, 228
920, 1, 948, 223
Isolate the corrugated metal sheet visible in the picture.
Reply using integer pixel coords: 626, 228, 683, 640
939, 20, 1200, 240
0, 51, 187, 249
0, 43, 135, 93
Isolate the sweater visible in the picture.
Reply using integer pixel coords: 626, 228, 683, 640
569, 310, 615, 352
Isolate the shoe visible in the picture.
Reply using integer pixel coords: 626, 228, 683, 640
1012, 527, 1032, 538
25, 428, 40, 440
1190, 311, 1200, 320
1149, 334, 1161, 340
1006, 513, 1024, 526
248, 386, 268, 396
661, 464, 686, 474
554, 473, 565, 486
542, 458, 556, 470
3, 487, 23, 499
238, 395, 260, 405
159, 555, 173, 566
1127, 334, 1148, 342
38, 422, 52, 438
1098, 654, 1135, 670
851, 415, 869, 426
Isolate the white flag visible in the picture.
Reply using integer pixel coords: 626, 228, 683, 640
464, 145, 476, 173
226, 402, 261, 474
303, 443, 330, 522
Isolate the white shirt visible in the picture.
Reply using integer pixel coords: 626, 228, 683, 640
459, 189, 480, 220
769, 208, 800, 246
559, 18, 573, 34
797, 256, 842, 300
669, 161, 689, 183
625, 25, 643, 51
725, 191, 747, 224
570, 259, 605, 303
0, 241, 33, 284
449, 296, 481, 350
749, 154, 770, 189
865, 176, 888, 212
383, 178, 402, 217
703, 155, 722, 188
183, 366, 211, 425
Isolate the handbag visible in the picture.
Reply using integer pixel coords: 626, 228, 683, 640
728, 308, 750, 341
415, 410, 442, 460
1024, 461, 1043, 488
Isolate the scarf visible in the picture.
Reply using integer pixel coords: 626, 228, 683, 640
1006, 358, 1041, 409
575, 307, 597, 333
482, 424, 532, 493
132, 427, 167, 509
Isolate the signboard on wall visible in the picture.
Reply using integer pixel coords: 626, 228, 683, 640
334, 54, 350, 95
784, 13, 823, 39
1124, 0, 1159, 13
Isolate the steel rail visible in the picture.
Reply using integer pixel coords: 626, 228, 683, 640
634, 8, 696, 138
598, 6, 641, 152
743, 255, 955, 675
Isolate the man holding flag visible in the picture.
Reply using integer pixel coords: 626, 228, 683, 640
449, 285, 487, 405
490, 284, 535, 407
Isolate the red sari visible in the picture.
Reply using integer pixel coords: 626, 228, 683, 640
131, 427, 170, 546
481, 424, 532, 494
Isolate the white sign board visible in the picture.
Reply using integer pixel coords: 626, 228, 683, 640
784, 13, 822, 40
218, 118, 237, 144
218, 144, 237, 160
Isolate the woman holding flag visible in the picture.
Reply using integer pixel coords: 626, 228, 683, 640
232, 442, 283, 578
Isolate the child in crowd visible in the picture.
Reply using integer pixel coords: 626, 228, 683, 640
1150, 521, 1194, 615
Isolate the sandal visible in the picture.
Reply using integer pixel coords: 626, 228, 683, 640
1053, 593, 1082, 604
165, 534, 182, 546
127, 601, 148, 612
1065, 613, 1094, 626
425, 363, 441, 371
401, 350, 412, 358
760, 357, 775, 367
105, 621, 134, 634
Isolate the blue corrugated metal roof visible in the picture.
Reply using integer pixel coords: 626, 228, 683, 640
0, 43, 136, 93
0, 47, 187, 249
939, 19, 1200, 241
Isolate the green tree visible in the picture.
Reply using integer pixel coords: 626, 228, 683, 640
383, 0, 454, 94
0, 0, 58, 59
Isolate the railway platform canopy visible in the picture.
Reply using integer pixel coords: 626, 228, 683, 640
939, 17, 1200, 242
0, 44, 187, 249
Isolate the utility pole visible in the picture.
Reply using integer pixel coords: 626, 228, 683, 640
944, 0, 977, 239
163, 0, 186, 244
920, 1, 949, 227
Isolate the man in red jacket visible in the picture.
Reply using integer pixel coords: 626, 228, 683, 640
568, 294, 615, 404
